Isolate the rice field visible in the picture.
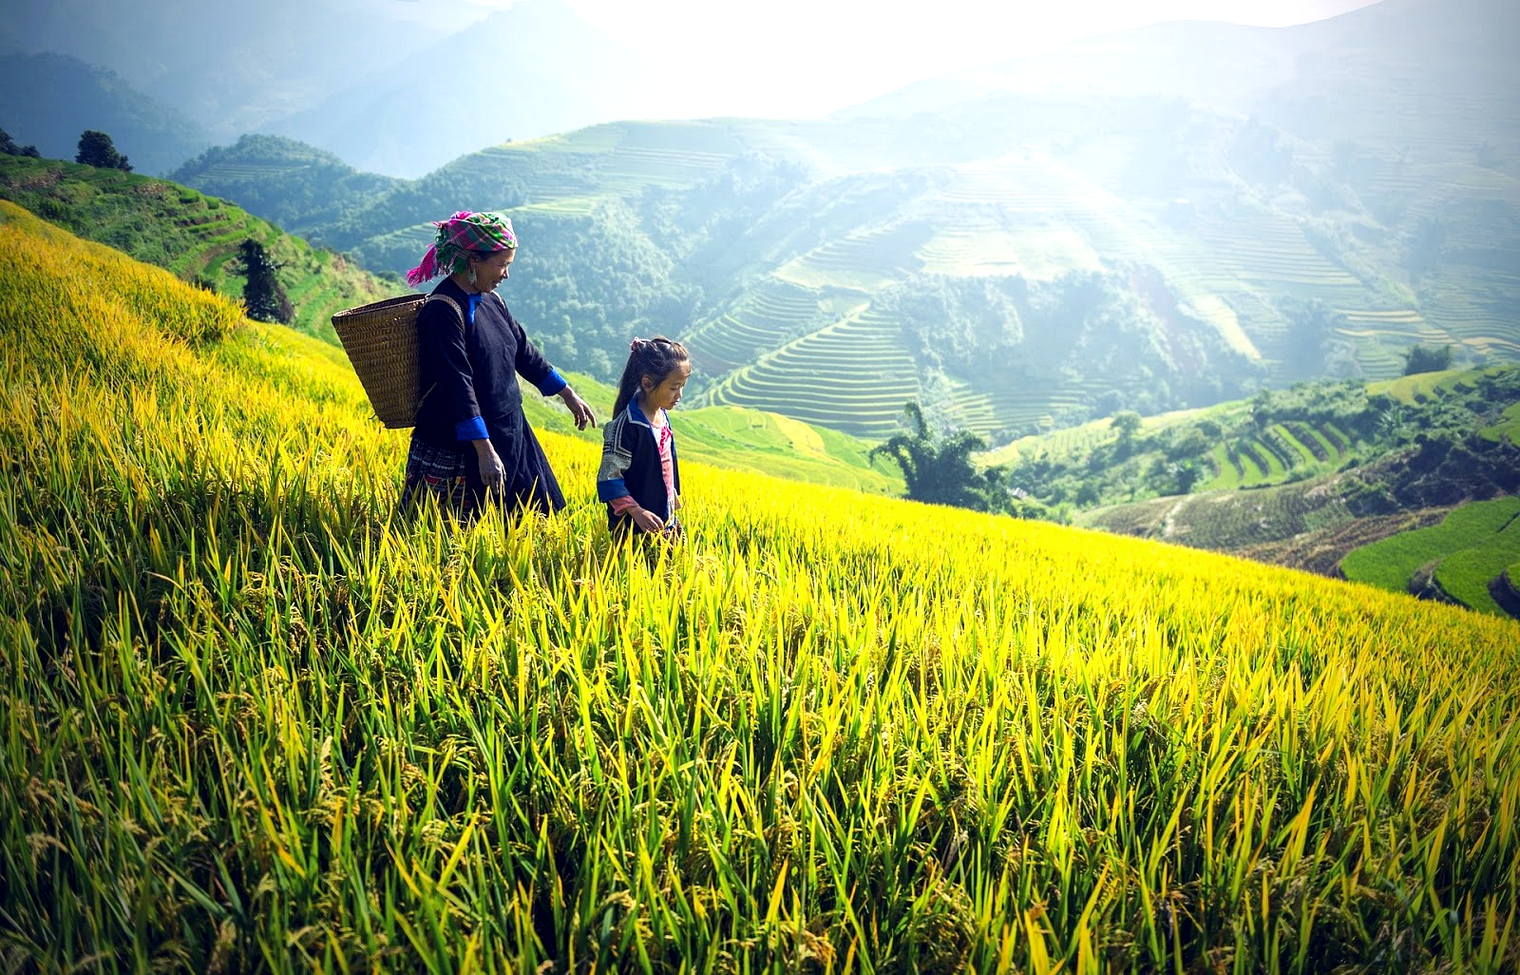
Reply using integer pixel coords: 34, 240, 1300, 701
1196, 422, 1355, 493
705, 304, 921, 439
1340, 496, 1520, 605
3, 201, 1520, 974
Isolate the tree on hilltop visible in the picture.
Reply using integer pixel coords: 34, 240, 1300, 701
1111, 410, 1143, 458
872, 401, 999, 511
1403, 344, 1454, 376
231, 239, 294, 324
76, 130, 131, 171
0, 128, 40, 158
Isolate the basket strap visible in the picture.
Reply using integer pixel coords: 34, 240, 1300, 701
413, 294, 467, 423
422, 293, 465, 326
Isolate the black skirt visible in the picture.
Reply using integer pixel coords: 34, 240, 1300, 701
401, 412, 565, 521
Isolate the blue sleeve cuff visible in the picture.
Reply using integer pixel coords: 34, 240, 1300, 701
535, 369, 568, 397
597, 477, 629, 502
455, 416, 489, 441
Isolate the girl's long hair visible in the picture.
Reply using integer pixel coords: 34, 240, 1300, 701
614, 336, 690, 417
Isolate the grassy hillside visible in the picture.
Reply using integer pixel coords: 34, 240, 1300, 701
981, 367, 1520, 596
993, 367, 1520, 514
4, 198, 1520, 971
0, 154, 394, 341
169, 134, 407, 242
1341, 496, 1520, 616
1340, 496, 1520, 593
0, 157, 897, 494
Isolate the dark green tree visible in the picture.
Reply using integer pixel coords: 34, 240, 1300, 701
871, 402, 996, 511
231, 239, 293, 324
1403, 344, 1453, 376
75, 130, 131, 171
0, 128, 40, 158
1111, 410, 1143, 458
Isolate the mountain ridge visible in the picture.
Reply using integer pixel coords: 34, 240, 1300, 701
170, 0, 1519, 442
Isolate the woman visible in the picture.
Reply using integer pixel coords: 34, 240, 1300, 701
399, 210, 595, 521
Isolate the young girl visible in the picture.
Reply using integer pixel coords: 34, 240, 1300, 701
597, 337, 691, 538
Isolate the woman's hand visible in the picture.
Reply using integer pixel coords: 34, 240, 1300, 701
473, 439, 506, 494
558, 387, 597, 429
630, 507, 666, 533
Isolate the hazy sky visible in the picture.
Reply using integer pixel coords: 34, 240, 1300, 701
388, 0, 1383, 119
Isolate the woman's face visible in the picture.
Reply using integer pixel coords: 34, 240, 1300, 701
470, 249, 516, 291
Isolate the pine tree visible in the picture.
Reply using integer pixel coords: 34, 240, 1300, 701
75, 130, 131, 171
231, 239, 294, 324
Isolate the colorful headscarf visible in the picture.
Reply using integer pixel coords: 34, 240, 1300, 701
405, 210, 517, 286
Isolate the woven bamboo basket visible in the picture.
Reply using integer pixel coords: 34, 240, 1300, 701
331, 294, 426, 428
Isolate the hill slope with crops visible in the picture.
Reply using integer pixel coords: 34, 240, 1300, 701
0, 154, 394, 342
2, 200, 1517, 972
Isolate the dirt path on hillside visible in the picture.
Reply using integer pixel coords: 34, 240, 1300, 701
1232, 507, 1453, 576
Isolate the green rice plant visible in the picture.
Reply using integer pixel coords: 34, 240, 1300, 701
1341, 497, 1520, 593
1432, 517, 1520, 615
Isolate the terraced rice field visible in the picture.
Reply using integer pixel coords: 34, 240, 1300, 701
941, 376, 1097, 441
1194, 215, 1366, 302
774, 223, 928, 293
475, 124, 739, 206
1332, 308, 1452, 354
1342, 496, 1520, 618
1372, 367, 1489, 404
683, 279, 829, 373
1358, 153, 1520, 361
594, 144, 732, 193
1199, 420, 1356, 491
7, 185, 1520, 975
705, 303, 921, 438
1433, 515, 1520, 617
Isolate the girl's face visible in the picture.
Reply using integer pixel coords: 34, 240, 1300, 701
641, 361, 691, 412
469, 249, 515, 291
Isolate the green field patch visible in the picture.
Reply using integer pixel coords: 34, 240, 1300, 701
1235, 438, 1283, 482
1341, 496, 1520, 594
1482, 401, 1520, 445
1201, 441, 1246, 490
1432, 516, 1520, 616
1284, 420, 1333, 462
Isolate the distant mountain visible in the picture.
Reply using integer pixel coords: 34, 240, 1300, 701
851, 0, 1520, 153
176, 0, 1520, 442
170, 135, 406, 245
2, 0, 452, 140
0, 52, 212, 175
263, 1, 650, 178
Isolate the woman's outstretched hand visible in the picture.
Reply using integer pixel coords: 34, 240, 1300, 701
558, 387, 597, 429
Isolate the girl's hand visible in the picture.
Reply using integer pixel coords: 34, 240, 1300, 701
630, 507, 665, 533
558, 387, 597, 429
